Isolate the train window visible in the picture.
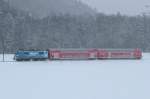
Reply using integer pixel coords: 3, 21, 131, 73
39, 52, 44, 54
24, 52, 29, 55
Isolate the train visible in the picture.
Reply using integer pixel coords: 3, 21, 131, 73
14, 48, 142, 61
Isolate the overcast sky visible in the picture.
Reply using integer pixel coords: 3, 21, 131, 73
81, 0, 150, 15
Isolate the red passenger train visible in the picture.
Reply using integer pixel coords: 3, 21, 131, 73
48, 48, 142, 60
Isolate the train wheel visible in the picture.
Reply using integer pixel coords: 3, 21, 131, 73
16, 59, 23, 61
24, 59, 31, 61
32, 59, 39, 61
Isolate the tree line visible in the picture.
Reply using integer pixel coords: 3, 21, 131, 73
0, 0, 150, 53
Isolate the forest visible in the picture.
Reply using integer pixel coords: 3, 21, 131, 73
0, 0, 150, 53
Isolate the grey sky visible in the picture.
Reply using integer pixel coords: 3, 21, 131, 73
81, 0, 150, 15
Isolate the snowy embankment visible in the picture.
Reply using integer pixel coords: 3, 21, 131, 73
0, 53, 150, 99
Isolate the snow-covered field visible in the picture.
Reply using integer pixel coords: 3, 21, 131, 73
0, 53, 150, 99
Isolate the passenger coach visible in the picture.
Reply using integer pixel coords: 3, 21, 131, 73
48, 49, 97, 60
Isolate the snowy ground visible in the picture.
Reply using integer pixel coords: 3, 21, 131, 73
0, 53, 150, 99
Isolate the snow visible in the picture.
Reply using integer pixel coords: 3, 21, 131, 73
0, 53, 150, 99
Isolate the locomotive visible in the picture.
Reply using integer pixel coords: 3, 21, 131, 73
14, 50, 48, 61
14, 48, 142, 61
